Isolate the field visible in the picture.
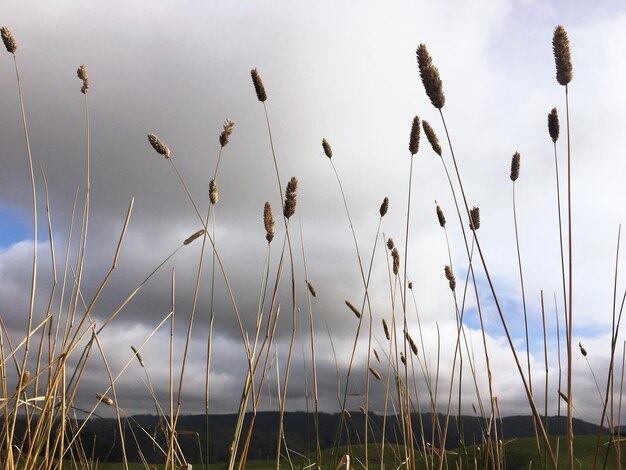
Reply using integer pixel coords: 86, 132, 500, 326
1, 9, 625, 470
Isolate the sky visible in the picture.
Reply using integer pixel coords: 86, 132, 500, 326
2, 0, 626, 427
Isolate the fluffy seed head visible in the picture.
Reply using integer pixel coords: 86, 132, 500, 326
131, 346, 145, 368
96, 393, 114, 406
345, 300, 361, 319
307, 281, 317, 298
77, 65, 89, 94
379, 197, 389, 217
208, 179, 219, 205
387, 238, 395, 250
579, 342, 587, 357
183, 229, 206, 245
548, 107, 560, 143
322, 138, 332, 159
409, 116, 421, 155
510, 152, 520, 182
77, 64, 88, 81
369, 367, 382, 381
416, 44, 445, 109
553, 25, 573, 86
283, 176, 298, 219
147, 133, 170, 158
469, 206, 480, 231
422, 120, 442, 156
251, 68, 267, 102
391, 248, 400, 275
436, 204, 446, 227
263, 202, 275, 243
219, 119, 235, 147
382, 319, 390, 340
1, 27, 17, 54
444, 265, 456, 291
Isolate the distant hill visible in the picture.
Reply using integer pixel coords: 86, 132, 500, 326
9, 412, 610, 464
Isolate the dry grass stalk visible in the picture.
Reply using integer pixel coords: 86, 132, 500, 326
250, 68, 267, 102
209, 179, 218, 205
219, 118, 234, 147
444, 265, 456, 291
183, 229, 206, 246
382, 319, 390, 341
391, 247, 400, 275
76, 65, 89, 94
322, 138, 332, 159
283, 176, 298, 219
147, 133, 170, 158
436, 204, 446, 227
422, 120, 442, 156
548, 107, 560, 143
1, 26, 16, 54
553, 25, 573, 86
416, 44, 445, 109
369, 367, 382, 381
306, 281, 316, 298
409, 116, 421, 155
345, 300, 361, 319
510, 152, 520, 182
379, 197, 389, 217
470, 206, 480, 231
130, 346, 145, 368
263, 202, 275, 242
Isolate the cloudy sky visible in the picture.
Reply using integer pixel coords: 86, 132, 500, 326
2, 0, 626, 427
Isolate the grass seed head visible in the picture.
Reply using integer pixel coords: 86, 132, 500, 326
263, 202, 275, 243
1, 27, 17, 54
307, 281, 317, 298
510, 152, 520, 182
96, 393, 114, 406
436, 204, 446, 227
553, 25, 573, 86
470, 206, 480, 231
373, 349, 380, 362
77, 65, 89, 93
147, 133, 170, 158
548, 107, 560, 143
579, 342, 587, 357
422, 120, 442, 156
345, 300, 361, 319
183, 229, 206, 245
409, 115, 421, 155
369, 367, 382, 381
405, 330, 418, 355
251, 68, 267, 102
408, 281, 413, 289
387, 238, 395, 250
209, 179, 218, 205
391, 247, 400, 275
131, 346, 145, 368
382, 319, 390, 340
416, 44, 445, 109
444, 265, 456, 291
219, 118, 234, 147
379, 197, 389, 217
283, 176, 298, 219
322, 138, 332, 159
